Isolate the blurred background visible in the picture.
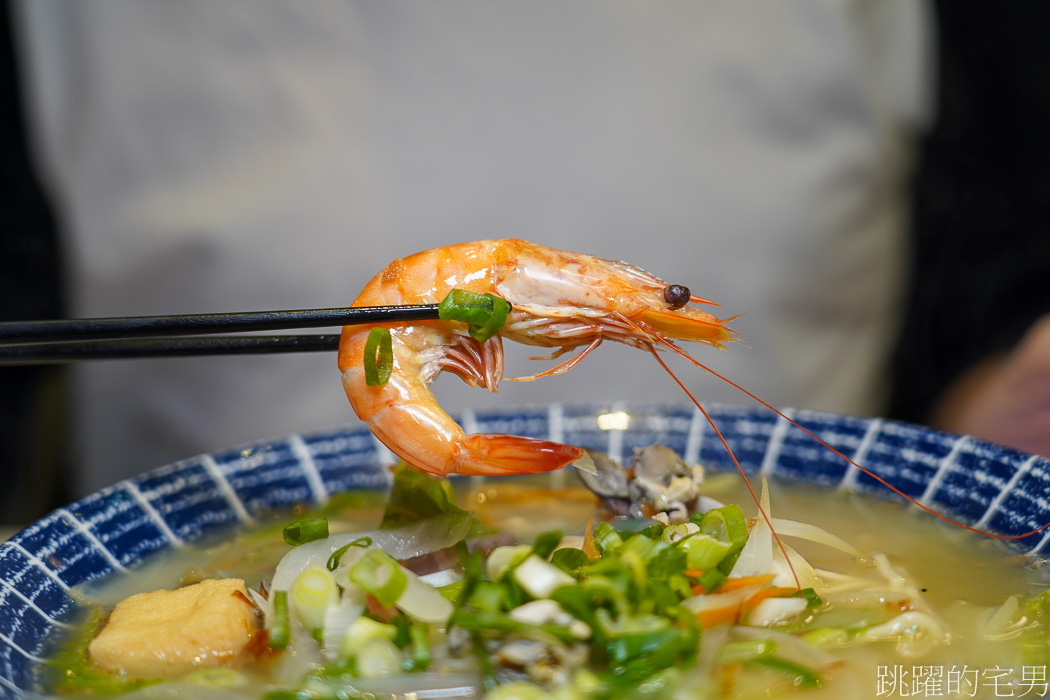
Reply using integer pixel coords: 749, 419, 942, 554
2, 1, 1048, 526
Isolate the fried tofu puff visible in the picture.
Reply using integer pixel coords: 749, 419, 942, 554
88, 578, 260, 678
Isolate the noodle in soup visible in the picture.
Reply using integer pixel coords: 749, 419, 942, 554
34, 459, 1050, 700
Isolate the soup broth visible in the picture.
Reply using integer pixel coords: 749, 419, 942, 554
35, 471, 1050, 700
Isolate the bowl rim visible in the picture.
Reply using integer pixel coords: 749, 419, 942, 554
3, 400, 1050, 697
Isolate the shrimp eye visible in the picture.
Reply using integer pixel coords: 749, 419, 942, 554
662, 284, 691, 309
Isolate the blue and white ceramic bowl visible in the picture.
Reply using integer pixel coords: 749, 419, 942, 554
3, 402, 1050, 698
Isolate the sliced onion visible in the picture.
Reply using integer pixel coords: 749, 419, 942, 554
729, 484, 774, 579
770, 518, 866, 559
419, 568, 464, 588
680, 586, 762, 616
745, 596, 808, 627
322, 591, 366, 661
272, 512, 474, 592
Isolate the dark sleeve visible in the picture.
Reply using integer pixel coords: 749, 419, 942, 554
887, 1, 1050, 423
0, 3, 70, 522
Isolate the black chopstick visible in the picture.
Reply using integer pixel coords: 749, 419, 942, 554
0, 334, 342, 365
0, 304, 441, 345
0, 304, 444, 366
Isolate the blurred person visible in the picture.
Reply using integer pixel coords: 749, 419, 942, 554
7, 0, 1044, 502
0, 2, 68, 525
887, 1, 1050, 458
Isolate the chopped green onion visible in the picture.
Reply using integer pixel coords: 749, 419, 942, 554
350, 550, 408, 605
355, 637, 403, 679
666, 573, 694, 600
697, 505, 748, 549
290, 565, 339, 635
438, 289, 511, 342
531, 530, 563, 559
551, 547, 589, 574
716, 640, 777, 663
595, 609, 680, 664
390, 613, 412, 647
680, 534, 734, 571
698, 568, 727, 593
513, 554, 577, 599
645, 542, 688, 582
570, 576, 630, 618
745, 656, 824, 689
661, 523, 695, 543
404, 622, 431, 671
282, 517, 329, 546
450, 610, 579, 645
619, 548, 649, 590
592, 522, 624, 555
327, 537, 373, 571
595, 608, 671, 638
437, 579, 467, 603
468, 580, 506, 614
486, 544, 533, 580
363, 326, 394, 386
350, 549, 453, 625
801, 627, 850, 648
648, 579, 682, 613
269, 590, 290, 649
636, 523, 665, 540
793, 587, 823, 608
468, 628, 498, 692
340, 616, 398, 660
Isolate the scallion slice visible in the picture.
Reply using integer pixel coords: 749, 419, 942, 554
698, 504, 748, 548
350, 550, 408, 605
716, 639, 777, 663
290, 565, 339, 636
680, 534, 734, 571
531, 530, 563, 560
327, 537, 373, 571
794, 587, 823, 608
745, 656, 824, 688
340, 616, 398, 660
551, 547, 588, 574
592, 522, 624, 555
363, 326, 394, 386
438, 289, 511, 342
405, 622, 431, 671
283, 517, 330, 546
269, 590, 290, 650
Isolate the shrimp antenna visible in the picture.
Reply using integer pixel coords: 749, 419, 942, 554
654, 335, 1050, 542
647, 345, 802, 591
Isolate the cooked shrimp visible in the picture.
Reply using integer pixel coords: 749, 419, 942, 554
338, 239, 735, 477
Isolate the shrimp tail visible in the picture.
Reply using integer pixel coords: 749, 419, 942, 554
351, 367, 584, 477
455, 434, 585, 476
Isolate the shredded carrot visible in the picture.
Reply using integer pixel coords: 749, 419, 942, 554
716, 574, 776, 592
692, 581, 796, 628
696, 605, 740, 629
581, 519, 600, 560
683, 569, 704, 579
740, 586, 798, 614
